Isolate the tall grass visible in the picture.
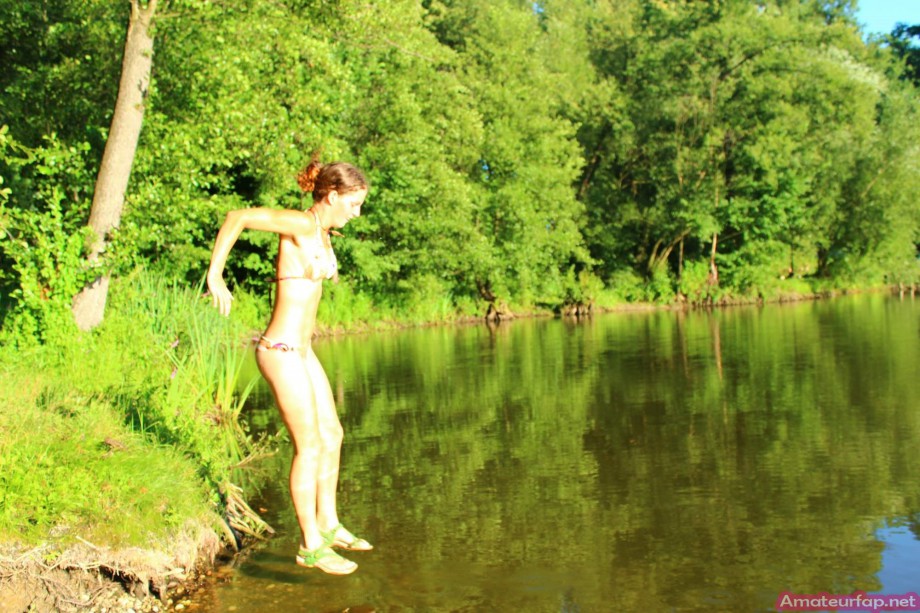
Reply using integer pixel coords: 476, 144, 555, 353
0, 269, 275, 550
108, 271, 276, 542
318, 273, 484, 332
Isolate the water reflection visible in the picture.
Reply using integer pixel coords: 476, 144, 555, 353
876, 517, 920, 595
190, 295, 920, 612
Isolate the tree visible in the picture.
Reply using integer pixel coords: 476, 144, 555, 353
888, 23, 920, 85
572, 0, 914, 297
71, 0, 157, 331
422, 0, 592, 311
0, 0, 125, 146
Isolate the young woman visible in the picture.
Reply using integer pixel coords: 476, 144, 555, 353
206, 158, 371, 575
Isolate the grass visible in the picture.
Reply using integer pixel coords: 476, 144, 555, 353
0, 368, 212, 548
317, 274, 492, 332
0, 269, 274, 553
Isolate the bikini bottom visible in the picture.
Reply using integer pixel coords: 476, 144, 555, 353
256, 335, 302, 353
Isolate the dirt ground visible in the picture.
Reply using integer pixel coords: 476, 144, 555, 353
0, 531, 223, 613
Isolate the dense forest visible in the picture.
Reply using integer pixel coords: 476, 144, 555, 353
1, 0, 919, 341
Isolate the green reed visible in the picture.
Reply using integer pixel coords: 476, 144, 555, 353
163, 297, 263, 479
117, 271, 277, 539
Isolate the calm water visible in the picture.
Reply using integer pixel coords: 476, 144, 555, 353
188, 295, 920, 612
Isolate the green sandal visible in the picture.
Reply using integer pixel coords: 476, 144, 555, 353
322, 523, 374, 552
295, 544, 357, 575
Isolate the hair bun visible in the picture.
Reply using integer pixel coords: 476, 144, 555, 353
296, 160, 323, 193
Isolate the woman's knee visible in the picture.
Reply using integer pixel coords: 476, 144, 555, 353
291, 444, 321, 470
289, 424, 322, 457
319, 422, 344, 452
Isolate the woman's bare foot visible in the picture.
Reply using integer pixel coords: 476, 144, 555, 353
296, 544, 358, 575
323, 523, 374, 551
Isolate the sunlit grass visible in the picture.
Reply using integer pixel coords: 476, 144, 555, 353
0, 269, 273, 550
318, 275, 487, 332
0, 372, 213, 548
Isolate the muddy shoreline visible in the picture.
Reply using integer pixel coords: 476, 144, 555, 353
0, 528, 229, 613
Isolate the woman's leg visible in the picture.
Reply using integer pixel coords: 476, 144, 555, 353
303, 348, 344, 531
257, 348, 356, 572
305, 349, 372, 550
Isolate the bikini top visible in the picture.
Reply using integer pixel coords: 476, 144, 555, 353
273, 210, 338, 283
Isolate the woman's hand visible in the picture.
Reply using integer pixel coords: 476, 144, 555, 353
207, 274, 234, 316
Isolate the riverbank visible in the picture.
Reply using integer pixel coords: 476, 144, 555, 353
0, 368, 225, 612
313, 278, 904, 338
0, 271, 910, 612
0, 272, 272, 612
0, 536, 219, 612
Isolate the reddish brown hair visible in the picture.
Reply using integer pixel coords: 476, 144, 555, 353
296, 156, 368, 203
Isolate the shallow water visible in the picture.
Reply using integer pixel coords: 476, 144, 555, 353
187, 295, 920, 612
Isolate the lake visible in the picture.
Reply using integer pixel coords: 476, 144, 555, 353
186, 294, 920, 612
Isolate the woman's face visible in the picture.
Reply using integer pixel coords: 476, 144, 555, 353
328, 187, 367, 228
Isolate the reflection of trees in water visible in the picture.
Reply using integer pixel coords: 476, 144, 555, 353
909, 514, 920, 541
249, 296, 920, 610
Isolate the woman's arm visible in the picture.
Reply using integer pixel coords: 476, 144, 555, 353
206, 208, 316, 316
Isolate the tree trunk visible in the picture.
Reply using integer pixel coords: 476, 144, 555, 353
577, 122, 610, 200
708, 232, 719, 287
708, 183, 720, 288
72, 0, 157, 331
678, 235, 684, 282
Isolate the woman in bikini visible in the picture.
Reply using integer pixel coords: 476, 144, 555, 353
206, 158, 371, 575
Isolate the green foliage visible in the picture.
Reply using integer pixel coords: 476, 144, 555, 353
679, 259, 719, 304
398, 273, 458, 322
608, 269, 651, 303
2, 0, 920, 345
577, 0, 920, 299
0, 127, 96, 345
97, 271, 272, 486
887, 23, 920, 85
0, 0, 124, 146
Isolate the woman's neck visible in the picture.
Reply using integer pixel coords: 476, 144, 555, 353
309, 203, 332, 233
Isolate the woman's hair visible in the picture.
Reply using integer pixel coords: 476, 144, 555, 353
296, 155, 368, 202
